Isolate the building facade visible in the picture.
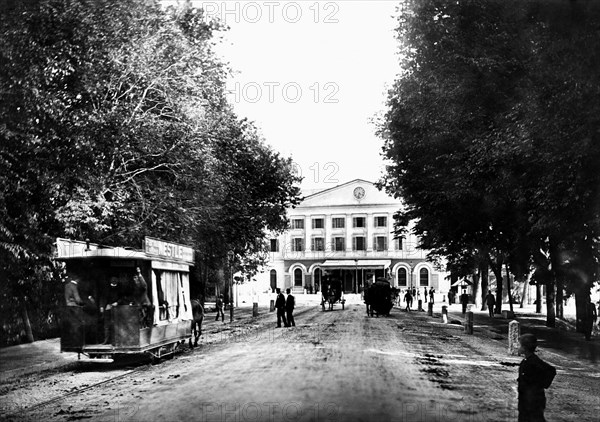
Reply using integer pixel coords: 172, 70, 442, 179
256, 179, 449, 296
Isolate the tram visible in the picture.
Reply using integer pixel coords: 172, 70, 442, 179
54, 237, 195, 360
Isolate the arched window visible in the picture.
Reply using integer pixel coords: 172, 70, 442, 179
294, 268, 303, 286
270, 269, 277, 292
397, 268, 407, 287
419, 268, 429, 286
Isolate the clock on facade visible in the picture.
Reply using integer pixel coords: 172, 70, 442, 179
353, 186, 366, 200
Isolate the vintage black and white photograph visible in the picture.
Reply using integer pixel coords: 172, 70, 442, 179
1, 0, 599, 421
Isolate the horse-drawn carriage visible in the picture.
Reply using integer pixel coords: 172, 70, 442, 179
365, 278, 393, 317
321, 277, 345, 311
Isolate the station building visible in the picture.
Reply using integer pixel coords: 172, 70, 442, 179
255, 179, 449, 297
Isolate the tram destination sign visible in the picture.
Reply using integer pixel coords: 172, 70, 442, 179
143, 236, 194, 264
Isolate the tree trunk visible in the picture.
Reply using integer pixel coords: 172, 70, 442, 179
489, 256, 503, 315
480, 261, 489, 311
545, 280, 556, 328
505, 262, 514, 315
520, 273, 529, 309
21, 304, 34, 343
574, 289, 590, 333
535, 284, 542, 313
472, 269, 481, 310
555, 276, 564, 320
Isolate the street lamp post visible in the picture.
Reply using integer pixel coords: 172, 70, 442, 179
354, 259, 358, 294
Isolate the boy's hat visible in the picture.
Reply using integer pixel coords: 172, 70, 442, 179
519, 333, 538, 351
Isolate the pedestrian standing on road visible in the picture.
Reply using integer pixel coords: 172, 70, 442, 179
404, 290, 413, 312
423, 287, 427, 303
460, 290, 469, 315
485, 291, 496, 318
275, 288, 288, 328
429, 287, 435, 304
215, 294, 225, 322
285, 288, 295, 327
583, 298, 597, 341
364, 284, 371, 316
517, 334, 556, 422
412, 287, 416, 297
448, 290, 454, 305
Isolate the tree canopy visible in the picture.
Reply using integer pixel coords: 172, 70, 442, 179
0, 0, 300, 345
379, 0, 600, 327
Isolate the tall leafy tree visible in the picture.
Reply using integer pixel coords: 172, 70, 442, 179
0, 0, 300, 344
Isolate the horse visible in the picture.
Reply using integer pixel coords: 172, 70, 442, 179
190, 299, 204, 348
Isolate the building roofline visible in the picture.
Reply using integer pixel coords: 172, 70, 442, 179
302, 178, 375, 200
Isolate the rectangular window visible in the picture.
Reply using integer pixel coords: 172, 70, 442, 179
353, 217, 366, 228
374, 216, 387, 228
374, 236, 388, 252
312, 237, 325, 251
332, 217, 345, 229
396, 237, 403, 250
312, 218, 324, 229
270, 239, 279, 252
332, 237, 345, 251
353, 236, 366, 251
292, 219, 304, 229
292, 238, 304, 252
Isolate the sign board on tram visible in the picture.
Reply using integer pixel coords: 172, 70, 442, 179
143, 236, 194, 264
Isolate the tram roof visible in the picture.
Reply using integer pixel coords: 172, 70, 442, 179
54, 238, 194, 265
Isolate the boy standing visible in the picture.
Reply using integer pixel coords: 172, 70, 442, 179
517, 334, 555, 422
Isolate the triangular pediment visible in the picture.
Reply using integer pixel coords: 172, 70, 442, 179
298, 179, 400, 208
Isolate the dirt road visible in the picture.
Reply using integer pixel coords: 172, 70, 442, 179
2, 303, 599, 422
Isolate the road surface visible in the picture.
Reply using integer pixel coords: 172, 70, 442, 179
1, 303, 598, 422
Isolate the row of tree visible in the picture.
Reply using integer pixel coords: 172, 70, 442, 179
0, 0, 301, 345
379, 0, 600, 329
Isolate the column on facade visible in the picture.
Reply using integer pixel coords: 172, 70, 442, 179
388, 212, 395, 253
304, 215, 311, 253
366, 212, 374, 252
325, 214, 332, 252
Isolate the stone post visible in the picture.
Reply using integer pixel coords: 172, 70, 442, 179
508, 320, 520, 355
442, 306, 448, 324
418, 299, 423, 312
428, 302, 434, 316
270, 299, 275, 312
464, 311, 474, 334
253, 302, 259, 317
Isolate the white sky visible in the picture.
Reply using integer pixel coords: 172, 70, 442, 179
200, 1, 402, 191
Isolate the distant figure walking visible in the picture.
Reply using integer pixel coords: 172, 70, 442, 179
517, 334, 556, 422
285, 288, 295, 327
429, 287, 435, 304
423, 287, 428, 303
485, 291, 496, 318
460, 291, 469, 315
215, 294, 225, 322
404, 290, 413, 312
275, 288, 288, 328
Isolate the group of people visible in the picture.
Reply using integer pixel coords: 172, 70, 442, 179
63, 266, 153, 344
400, 286, 436, 311
274, 288, 295, 327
